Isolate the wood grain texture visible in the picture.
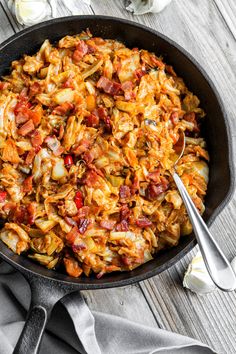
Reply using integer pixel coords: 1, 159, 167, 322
0, 1, 236, 353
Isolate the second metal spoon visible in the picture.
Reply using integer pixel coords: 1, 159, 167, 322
173, 130, 236, 292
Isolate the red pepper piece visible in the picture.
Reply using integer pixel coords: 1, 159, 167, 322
74, 191, 83, 210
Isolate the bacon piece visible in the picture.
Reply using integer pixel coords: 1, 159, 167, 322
31, 129, 43, 147
23, 176, 33, 193
120, 204, 131, 220
183, 112, 199, 132
147, 169, 161, 184
0, 191, 7, 203
116, 220, 129, 231
25, 149, 36, 165
52, 102, 74, 115
97, 107, 112, 131
134, 68, 147, 81
83, 151, 95, 164
63, 77, 74, 89
119, 185, 131, 199
100, 220, 116, 230
83, 170, 99, 187
73, 40, 88, 62
73, 206, 90, 220
27, 202, 36, 225
151, 56, 165, 69
17, 119, 34, 136
170, 112, 179, 125
97, 76, 121, 96
121, 81, 135, 101
73, 139, 90, 155
85, 113, 99, 127
65, 216, 77, 227
15, 111, 30, 125
29, 82, 41, 96
136, 217, 152, 228
146, 178, 169, 200
78, 218, 90, 234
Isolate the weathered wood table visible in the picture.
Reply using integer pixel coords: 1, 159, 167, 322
0, 1, 236, 353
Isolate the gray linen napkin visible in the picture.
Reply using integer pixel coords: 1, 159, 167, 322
0, 262, 216, 354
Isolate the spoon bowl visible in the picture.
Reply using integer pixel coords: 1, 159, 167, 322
172, 131, 236, 291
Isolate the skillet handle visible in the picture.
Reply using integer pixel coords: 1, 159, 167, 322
13, 275, 76, 354
13, 305, 48, 354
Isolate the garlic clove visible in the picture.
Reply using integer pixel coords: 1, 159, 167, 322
183, 251, 216, 295
126, 0, 172, 15
10, 0, 51, 26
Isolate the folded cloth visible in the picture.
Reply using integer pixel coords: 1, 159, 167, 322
0, 262, 216, 354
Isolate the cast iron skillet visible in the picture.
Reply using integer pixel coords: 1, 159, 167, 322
0, 16, 234, 354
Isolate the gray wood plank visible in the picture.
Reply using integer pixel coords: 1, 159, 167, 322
214, 0, 236, 40
0, 2, 15, 42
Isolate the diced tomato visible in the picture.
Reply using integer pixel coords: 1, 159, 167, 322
17, 119, 34, 136
74, 191, 83, 210
52, 102, 74, 115
23, 176, 33, 193
100, 220, 116, 230
31, 130, 43, 147
119, 185, 131, 199
64, 154, 74, 167
136, 217, 152, 228
97, 76, 121, 96
0, 191, 7, 203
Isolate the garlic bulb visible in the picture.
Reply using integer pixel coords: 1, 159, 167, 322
126, 0, 172, 15
183, 251, 216, 295
8, 0, 52, 26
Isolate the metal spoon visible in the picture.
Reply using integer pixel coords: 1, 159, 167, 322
173, 129, 236, 291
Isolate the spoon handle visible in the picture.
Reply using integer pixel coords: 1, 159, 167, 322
173, 172, 236, 291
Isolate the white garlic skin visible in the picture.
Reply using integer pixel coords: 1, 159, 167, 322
126, 0, 172, 15
8, 0, 50, 26
183, 251, 216, 295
